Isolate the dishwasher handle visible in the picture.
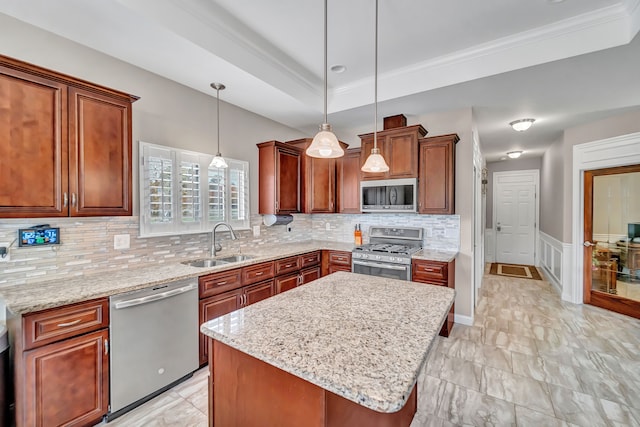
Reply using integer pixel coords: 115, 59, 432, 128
114, 282, 197, 309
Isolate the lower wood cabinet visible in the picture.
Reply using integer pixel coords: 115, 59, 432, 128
322, 250, 352, 276
11, 298, 110, 427
412, 259, 455, 337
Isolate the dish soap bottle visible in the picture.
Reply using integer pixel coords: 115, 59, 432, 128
354, 224, 363, 246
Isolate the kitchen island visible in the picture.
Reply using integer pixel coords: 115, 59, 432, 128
200, 271, 455, 427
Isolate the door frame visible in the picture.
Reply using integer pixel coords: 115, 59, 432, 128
570, 131, 640, 304
492, 169, 540, 266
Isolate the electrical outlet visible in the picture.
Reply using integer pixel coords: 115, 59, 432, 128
252, 225, 260, 237
325, 222, 331, 231
0, 242, 10, 262
114, 234, 130, 250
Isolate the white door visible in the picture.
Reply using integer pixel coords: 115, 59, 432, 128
495, 178, 537, 265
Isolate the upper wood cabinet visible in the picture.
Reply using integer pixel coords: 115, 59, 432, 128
284, 138, 348, 213
257, 140, 302, 214
0, 54, 137, 218
418, 134, 459, 215
336, 148, 361, 213
359, 125, 427, 180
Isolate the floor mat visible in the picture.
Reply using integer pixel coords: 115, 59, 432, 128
489, 263, 542, 280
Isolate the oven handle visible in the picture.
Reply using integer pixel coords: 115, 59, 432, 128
352, 260, 408, 271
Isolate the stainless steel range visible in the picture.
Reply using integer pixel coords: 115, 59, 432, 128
352, 226, 423, 281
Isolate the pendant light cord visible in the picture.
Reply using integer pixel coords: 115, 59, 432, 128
323, 0, 328, 125
374, 0, 378, 149
216, 87, 221, 154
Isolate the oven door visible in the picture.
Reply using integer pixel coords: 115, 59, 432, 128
352, 259, 411, 281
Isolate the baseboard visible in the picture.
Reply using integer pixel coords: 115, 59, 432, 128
454, 313, 473, 326
539, 266, 562, 295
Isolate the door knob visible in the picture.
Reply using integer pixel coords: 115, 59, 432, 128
583, 241, 595, 247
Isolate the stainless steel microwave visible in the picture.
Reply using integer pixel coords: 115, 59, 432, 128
360, 178, 417, 213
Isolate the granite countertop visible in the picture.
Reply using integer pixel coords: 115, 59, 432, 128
0, 240, 457, 315
201, 271, 455, 413
412, 248, 458, 263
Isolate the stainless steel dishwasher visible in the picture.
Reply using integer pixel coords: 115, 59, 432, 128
108, 278, 198, 420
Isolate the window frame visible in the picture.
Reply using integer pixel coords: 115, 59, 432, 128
139, 141, 250, 237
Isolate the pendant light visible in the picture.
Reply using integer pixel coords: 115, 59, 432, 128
209, 82, 228, 169
306, 0, 344, 159
361, 0, 389, 173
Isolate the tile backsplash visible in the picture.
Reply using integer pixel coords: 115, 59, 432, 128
0, 213, 459, 287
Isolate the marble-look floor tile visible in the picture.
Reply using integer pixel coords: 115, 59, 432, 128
104, 391, 207, 427
481, 366, 555, 416
440, 338, 512, 372
409, 412, 466, 427
514, 405, 571, 427
417, 374, 447, 416
426, 352, 483, 391
435, 380, 516, 426
575, 367, 640, 410
483, 329, 538, 356
549, 384, 611, 427
511, 351, 581, 390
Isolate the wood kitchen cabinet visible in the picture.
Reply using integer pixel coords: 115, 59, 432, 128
0, 54, 137, 218
412, 259, 455, 337
274, 251, 321, 293
9, 298, 110, 427
322, 250, 352, 276
418, 134, 459, 215
257, 140, 302, 214
285, 138, 348, 213
359, 125, 427, 180
336, 148, 362, 213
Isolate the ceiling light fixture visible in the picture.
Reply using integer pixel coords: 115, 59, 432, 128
209, 82, 228, 169
507, 150, 523, 159
306, 0, 344, 159
509, 118, 535, 132
361, 0, 389, 173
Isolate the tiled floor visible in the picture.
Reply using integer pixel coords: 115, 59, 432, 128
99, 267, 640, 426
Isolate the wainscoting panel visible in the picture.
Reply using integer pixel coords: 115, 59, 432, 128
539, 231, 572, 297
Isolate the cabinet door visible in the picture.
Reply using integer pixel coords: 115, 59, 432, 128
275, 273, 299, 294
300, 266, 321, 285
328, 264, 352, 274
0, 65, 68, 217
244, 279, 274, 306
307, 156, 336, 213
276, 146, 301, 213
418, 135, 458, 214
337, 148, 362, 213
23, 329, 109, 427
386, 133, 418, 178
199, 290, 241, 365
68, 87, 132, 216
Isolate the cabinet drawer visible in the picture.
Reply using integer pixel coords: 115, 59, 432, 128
199, 268, 243, 298
300, 251, 321, 268
275, 256, 301, 276
329, 251, 351, 266
412, 260, 447, 283
23, 298, 109, 350
242, 261, 275, 285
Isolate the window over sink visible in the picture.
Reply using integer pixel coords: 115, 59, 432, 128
139, 141, 249, 237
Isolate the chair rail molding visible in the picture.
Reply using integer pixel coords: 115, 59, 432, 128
570, 131, 640, 304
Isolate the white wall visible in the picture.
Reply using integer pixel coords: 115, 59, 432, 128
0, 14, 307, 215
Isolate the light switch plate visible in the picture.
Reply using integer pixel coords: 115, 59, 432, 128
114, 234, 130, 250
252, 226, 260, 237
325, 222, 331, 231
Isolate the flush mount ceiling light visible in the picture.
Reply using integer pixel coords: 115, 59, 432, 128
306, 0, 344, 159
209, 82, 228, 169
509, 118, 535, 132
361, 0, 389, 173
507, 150, 523, 159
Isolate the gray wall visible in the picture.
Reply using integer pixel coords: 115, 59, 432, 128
539, 137, 564, 241
0, 14, 306, 216
485, 157, 542, 228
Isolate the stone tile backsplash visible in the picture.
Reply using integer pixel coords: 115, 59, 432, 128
0, 213, 458, 286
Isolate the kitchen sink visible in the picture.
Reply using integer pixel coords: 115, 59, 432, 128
217, 254, 255, 263
181, 254, 255, 268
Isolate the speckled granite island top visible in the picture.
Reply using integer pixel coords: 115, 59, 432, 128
200, 271, 455, 413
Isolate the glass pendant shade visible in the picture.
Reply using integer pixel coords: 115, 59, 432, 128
307, 123, 344, 158
361, 147, 389, 173
210, 153, 228, 168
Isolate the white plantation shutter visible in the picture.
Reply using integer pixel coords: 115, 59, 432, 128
140, 141, 250, 237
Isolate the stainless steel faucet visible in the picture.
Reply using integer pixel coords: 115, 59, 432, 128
211, 222, 237, 257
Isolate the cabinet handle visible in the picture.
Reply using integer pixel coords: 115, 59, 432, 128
284, 264, 292, 268
57, 319, 82, 328
423, 268, 435, 272
255, 272, 263, 276
275, 201, 279, 210
63, 192, 68, 207
104, 339, 109, 355
71, 192, 77, 207
217, 281, 227, 286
